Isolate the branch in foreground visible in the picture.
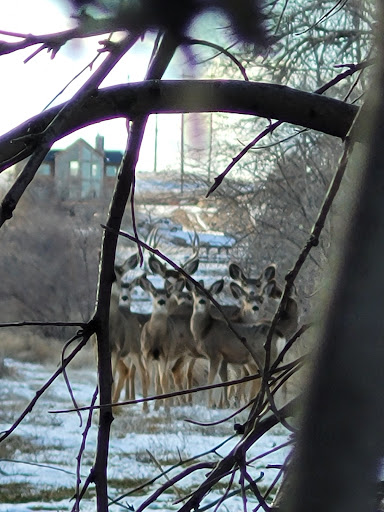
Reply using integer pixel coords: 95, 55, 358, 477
0, 321, 86, 328
206, 60, 366, 196
50, 371, 264, 414
0, 33, 139, 228
177, 397, 300, 512
0, 80, 358, 172
105, 226, 259, 349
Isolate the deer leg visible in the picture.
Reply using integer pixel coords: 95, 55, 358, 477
158, 358, 171, 409
186, 358, 196, 404
208, 357, 222, 408
152, 362, 162, 410
111, 350, 120, 401
171, 356, 187, 405
113, 359, 129, 403
131, 353, 149, 413
218, 361, 230, 408
129, 363, 136, 401
246, 363, 261, 402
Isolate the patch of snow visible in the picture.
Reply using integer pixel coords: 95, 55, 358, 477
0, 357, 291, 511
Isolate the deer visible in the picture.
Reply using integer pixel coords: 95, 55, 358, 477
138, 275, 203, 409
262, 279, 299, 340
229, 261, 276, 298
147, 251, 200, 402
147, 252, 199, 313
221, 281, 265, 405
188, 279, 285, 408
108, 254, 149, 412
229, 261, 299, 338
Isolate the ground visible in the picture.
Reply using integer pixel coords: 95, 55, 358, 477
0, 355, 291, 512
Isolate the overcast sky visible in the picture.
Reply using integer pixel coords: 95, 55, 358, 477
0, 0, 196, 172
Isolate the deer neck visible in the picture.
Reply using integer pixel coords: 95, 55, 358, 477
277, 297, 298, 336
148, 310, 169, 337
190, 307, 214, 342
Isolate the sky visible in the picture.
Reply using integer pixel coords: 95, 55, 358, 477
0, 0, 198, 172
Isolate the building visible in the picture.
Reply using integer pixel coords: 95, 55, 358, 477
37, 135, 123, 200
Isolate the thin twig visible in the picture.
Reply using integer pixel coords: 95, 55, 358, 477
61, 337, 83, 428
110, 435, 237, 506
0, 332, 89, 443
186, 38, 249, 80
0, 321, 86, 328
207, 60, 368, 197
50, 372, 262, 414
73, 386, 99, 512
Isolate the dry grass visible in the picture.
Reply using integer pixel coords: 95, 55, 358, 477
0, 330, 94, 368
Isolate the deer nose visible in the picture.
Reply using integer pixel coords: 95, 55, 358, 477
158, 299, 166, 306
121, 294, 129, 302
252, 305, 259, 311
199, 299, 206, 305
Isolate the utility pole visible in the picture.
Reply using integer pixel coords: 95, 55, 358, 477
180, 112, 185, 194
154, 114, 158, 173
208, 112, 213, 182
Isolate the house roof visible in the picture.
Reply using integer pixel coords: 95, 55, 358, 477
42, 140, 123, 164
105, 150, 123, 165
45, 150, 59, 162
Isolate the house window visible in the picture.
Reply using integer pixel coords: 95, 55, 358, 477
69, 161, 79, 176
37, 163, 51, 176
91, 164, 99, 177
106, 165, 117, 177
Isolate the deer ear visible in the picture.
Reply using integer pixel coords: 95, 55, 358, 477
114, 263, 125, 277
264, 279, 281, 299
184, 257, 199, 276
164, 279, 173, 295
173, 278, 185, 293
230, 263, 251, 287
264, 264, 276, 282
139, 275, 155, 294
229, 262, 246, 282
263, 280, 274, 298
148, 255, 167, 277
130, 273, 146, 289
230, 281, 246, 299
125, 252, 139, 270
210, 279, 224, 295
185, 279, 193, 291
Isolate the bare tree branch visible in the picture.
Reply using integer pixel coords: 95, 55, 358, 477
0, 80, 358, 172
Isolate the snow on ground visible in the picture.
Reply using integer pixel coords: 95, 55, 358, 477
0, 359, 291, 511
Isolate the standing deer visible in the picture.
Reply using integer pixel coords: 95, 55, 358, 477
147, 253, 199, 313
188, 279, 285, 408
223, 281, 265, 405
229, 262, 276, 297
147, 252, 200, 402
262, 279, 299, 340
230, 261, 299, 339
138, 275, 202, 409
109, 254, 149, 411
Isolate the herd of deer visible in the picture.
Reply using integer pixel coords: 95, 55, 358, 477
105, 251, 299, 412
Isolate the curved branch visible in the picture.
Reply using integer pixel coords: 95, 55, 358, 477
0, 80, 358, 172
